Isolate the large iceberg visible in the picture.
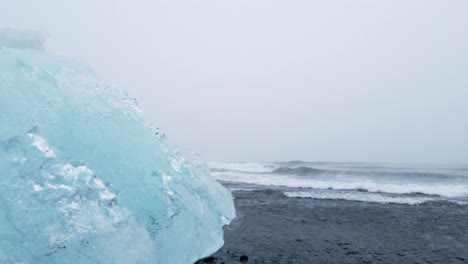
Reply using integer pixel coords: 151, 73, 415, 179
0, 29, 235, 264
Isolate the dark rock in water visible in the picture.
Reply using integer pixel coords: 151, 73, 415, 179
240, 255, 249, 262
355, 188, 369, 192
273, 166, 324, 176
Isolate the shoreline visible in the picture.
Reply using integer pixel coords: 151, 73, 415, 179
199, 188, 468, 264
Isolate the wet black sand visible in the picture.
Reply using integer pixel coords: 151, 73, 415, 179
198, 189, 468, 264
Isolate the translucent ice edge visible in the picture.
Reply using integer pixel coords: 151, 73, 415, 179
0, 28, 47, 50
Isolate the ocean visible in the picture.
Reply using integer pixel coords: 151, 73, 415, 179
209, 161, 468, 205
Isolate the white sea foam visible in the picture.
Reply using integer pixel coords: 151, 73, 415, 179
211, 167, 468, 198
284, 191, 442, 205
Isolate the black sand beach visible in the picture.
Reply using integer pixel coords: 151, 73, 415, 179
199, 189, 468, 264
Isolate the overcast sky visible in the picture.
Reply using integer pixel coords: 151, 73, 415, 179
1, 0, 467, 163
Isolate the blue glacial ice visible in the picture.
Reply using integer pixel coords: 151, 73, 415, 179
0, 29, 235, 264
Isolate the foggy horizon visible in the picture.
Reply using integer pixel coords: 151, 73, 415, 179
2, 0, 467, 163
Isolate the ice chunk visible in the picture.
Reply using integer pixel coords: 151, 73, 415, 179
0, 28, 47, 50
0, 29, 235, 264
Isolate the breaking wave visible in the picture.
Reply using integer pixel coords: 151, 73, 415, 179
209, 161, 468, 204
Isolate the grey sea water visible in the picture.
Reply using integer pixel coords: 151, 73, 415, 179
209, 161, 468, 205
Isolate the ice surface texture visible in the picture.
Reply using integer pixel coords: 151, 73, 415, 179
0, 28, 47, 50
0, 30, 235, 264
